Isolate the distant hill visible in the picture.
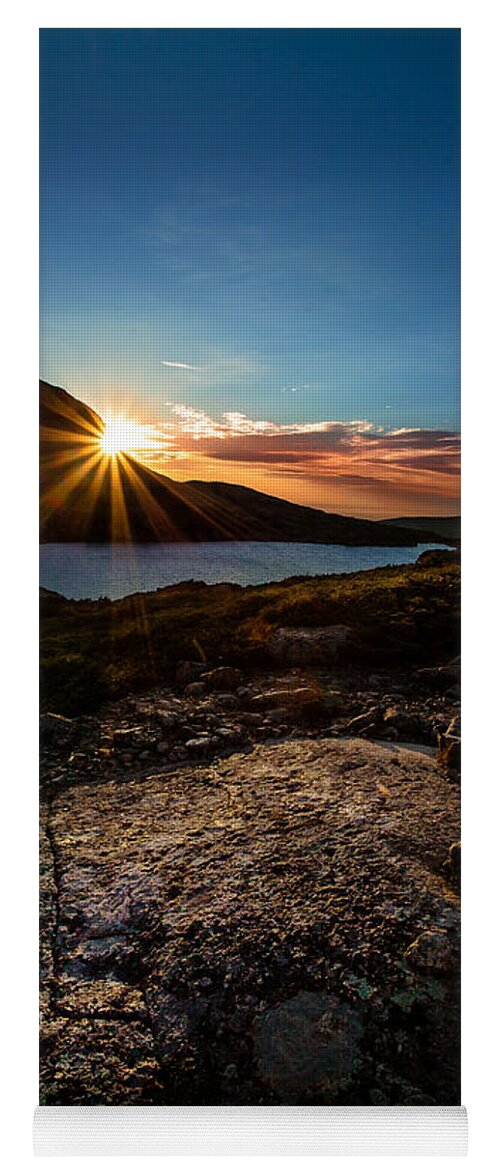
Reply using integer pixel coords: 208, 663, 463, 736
40, 380, 440, 547
380, 515, 460, 543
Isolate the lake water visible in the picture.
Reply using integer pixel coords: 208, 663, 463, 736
40, 541, 448, 601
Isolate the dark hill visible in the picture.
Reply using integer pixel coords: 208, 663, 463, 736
380, 515, 460, 543
40, 380, 438, 546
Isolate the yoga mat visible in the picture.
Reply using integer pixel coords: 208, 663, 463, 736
38, 27, 464, 1155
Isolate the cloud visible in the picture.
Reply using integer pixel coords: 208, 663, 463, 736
161, 359, 197, 369
281, 383, 311, 393
132, 402, 459, 517
159, 402, 460, 508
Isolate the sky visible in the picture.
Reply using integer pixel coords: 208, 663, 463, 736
40, 29, 460, 518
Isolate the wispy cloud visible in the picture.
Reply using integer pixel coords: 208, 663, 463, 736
281, 383, 311, 393
161, 359, 198, 369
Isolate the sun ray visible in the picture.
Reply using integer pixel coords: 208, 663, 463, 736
109, 456, 133, 543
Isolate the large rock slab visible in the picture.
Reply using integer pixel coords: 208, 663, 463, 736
40, 737, 460, 1105
266, 625, 354, 665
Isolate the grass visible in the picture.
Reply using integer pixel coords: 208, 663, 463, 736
40, 552, 460, 715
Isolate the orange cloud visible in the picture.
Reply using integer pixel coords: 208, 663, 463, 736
143, 406, 460, 519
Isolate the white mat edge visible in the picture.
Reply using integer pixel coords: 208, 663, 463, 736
33, 1105, 468, 1156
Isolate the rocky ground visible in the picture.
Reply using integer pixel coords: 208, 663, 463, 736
40, 658, 460, 1105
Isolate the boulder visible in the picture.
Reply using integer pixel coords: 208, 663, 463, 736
201, 666, 242, 692
250, 686, 323, 716
41, 737, 460, 1107
266, 625, 353, 666
416, 658, 461, 692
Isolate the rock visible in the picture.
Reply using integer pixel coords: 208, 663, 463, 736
175, 661, 204, 687
442, 841, 461, 888
185, 737, 214, 756
238, 712, 263, 727
215, 693, 239, 711
437, 718, 461, 773
169, 744, 188, 761
156, 712, 178, 732
250, 686, 323, 715
40, 712, 75, 746
323, 690, 346, 715
41, 737, 460, 1106
343, 706, 383, 735
382, 706, 421, 740
112, 727, 146, 749
266, 624, 353, 666
216, 726, 245, 747
184, 681, 207, 698
201, 666, 242, 692
253, 991, 363, 1100
404, 930, 454, 975
75, 935, 140, 981
416, 659, 461, 692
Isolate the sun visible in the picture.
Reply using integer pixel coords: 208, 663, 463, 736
99, 416, 163, 460
100, 420, 127, 456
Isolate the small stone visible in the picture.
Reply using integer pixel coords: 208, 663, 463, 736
184, 681, 207, 698
157, 713, 178, 731
202, 666, 242, 692
250, 687, 322, 714
343, 706, 382, 735
185, 737, 213, 756
216, 693, 239, 711
238, 712, 262, 727
442, 841, 461, 888
382, 706, 421, 739
40, 712, 74, 746
437, 718, 461, 773
404, 930, 454, 974
169, 744, 188, 761
112, 727, 145, 748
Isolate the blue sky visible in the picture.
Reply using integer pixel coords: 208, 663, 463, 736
40, 29, 460, 516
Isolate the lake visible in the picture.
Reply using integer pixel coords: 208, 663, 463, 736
40, 541, 448, 601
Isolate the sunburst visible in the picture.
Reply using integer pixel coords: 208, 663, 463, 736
100, 417, 159, 458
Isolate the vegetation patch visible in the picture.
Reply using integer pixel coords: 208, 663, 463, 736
41, 555, 459, 715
